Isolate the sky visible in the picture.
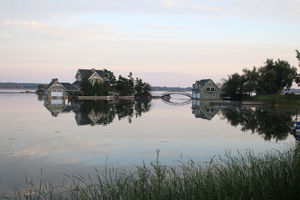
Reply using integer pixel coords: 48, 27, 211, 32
0, 0, 299, 87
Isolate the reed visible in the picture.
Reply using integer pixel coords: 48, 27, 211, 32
4, 148, 300, 200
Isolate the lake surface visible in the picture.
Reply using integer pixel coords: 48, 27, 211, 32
0, 91, 299, 195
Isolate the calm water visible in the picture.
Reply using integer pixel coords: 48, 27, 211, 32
0, 91, 298, 194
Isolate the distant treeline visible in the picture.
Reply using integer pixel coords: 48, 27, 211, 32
0, 82, 46, 89
0, 82, 192, 91
151, 86, 192, 91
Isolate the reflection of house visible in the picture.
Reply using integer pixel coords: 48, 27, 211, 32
192, 79, 220, 100
44, 98, 80, 117
192, 100, 220, 120
73, 68, 106, 86
45, 79, 80, 98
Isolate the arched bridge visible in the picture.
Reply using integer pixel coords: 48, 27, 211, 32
161, 99, 192, 106
160, 91, 192, 98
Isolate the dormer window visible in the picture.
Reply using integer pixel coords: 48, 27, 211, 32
206, 87, 215, 92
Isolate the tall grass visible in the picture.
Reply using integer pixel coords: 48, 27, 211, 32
3, 149, 300, 200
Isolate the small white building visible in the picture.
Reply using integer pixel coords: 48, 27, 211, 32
45, 79, 80, 98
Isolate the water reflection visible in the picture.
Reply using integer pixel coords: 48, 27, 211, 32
43, 97, 299, 141
192, 100, 220, 120
44, 98, 151, 126
221, 106, 299, 141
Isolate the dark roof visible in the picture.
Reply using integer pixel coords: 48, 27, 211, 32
60, 83, 80, 91
195, 79, 211, 88
46, 78, 58, 90
72, 80, 81, 86
77, 69, 105, 79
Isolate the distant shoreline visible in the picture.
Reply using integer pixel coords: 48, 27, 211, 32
0, 82, 192, 91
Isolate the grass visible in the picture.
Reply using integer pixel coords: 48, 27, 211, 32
3, 149, 300, 200
251, 94, 300, 106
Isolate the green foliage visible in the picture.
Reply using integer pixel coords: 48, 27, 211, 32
80, 78, 109, 96
8, 149, 300, 200
37, 84, 45, 90
296, 50, 300, 85
221, 73, 246, 100
134, 78, 151, 98
80, 70, 151, 97
115, 73, 135, 96
221, 59, 298, 99
116, 75, 130, 96
80, 78, 93, 96
103, 69, 117, 90
242, 67, 259, 96
257, 59, 297, 94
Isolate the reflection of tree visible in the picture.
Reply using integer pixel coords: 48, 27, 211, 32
73, 99, 151, 126
135, 99, 151, 118
221, 106, 296, 141
115, 101, 134, 123
80, 101, 115, 126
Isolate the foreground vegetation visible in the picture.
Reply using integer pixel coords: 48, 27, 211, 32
4, 148, 300, 200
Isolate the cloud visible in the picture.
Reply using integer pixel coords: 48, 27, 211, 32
1, 20, 117, 40
0, 0, 300, 20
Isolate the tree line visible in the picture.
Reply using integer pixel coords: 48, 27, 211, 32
80, 69, 151, 98
221, 51, 300, 100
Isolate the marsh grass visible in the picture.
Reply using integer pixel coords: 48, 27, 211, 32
3, 149, 300, 200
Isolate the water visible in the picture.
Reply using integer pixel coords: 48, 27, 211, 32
0, 91, 298, 195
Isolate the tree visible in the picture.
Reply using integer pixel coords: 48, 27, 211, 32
296, 50, 300, 85
222, 58, 299, 98
80, 78, 93, 96
127, 72, 134, 95
134, 78, 151, 98
296, 50, 300, 65
242, 67, 259, 96
257, 59, 297, 94
221, 73, 247, 100
116, 75, 133, 96
103, 69, 117, 90
38, 84, 45, 90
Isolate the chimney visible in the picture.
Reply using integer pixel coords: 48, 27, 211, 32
91, 68, 96, 72
52, 78, 58, 82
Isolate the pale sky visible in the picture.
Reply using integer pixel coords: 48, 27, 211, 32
0, 0, 299, 86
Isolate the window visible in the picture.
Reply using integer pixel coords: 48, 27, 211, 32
206, 87, 215, 92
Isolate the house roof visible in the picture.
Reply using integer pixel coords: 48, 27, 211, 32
46, 78, 58, 90
72, 80, 81, 87
60, 83, 80, 91
46, 79, 80, 91
195, 79, 211, 88
77, 69, 105, 79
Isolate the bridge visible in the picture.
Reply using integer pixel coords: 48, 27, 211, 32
158, 91, 192, 99
161, 99, 192, 106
